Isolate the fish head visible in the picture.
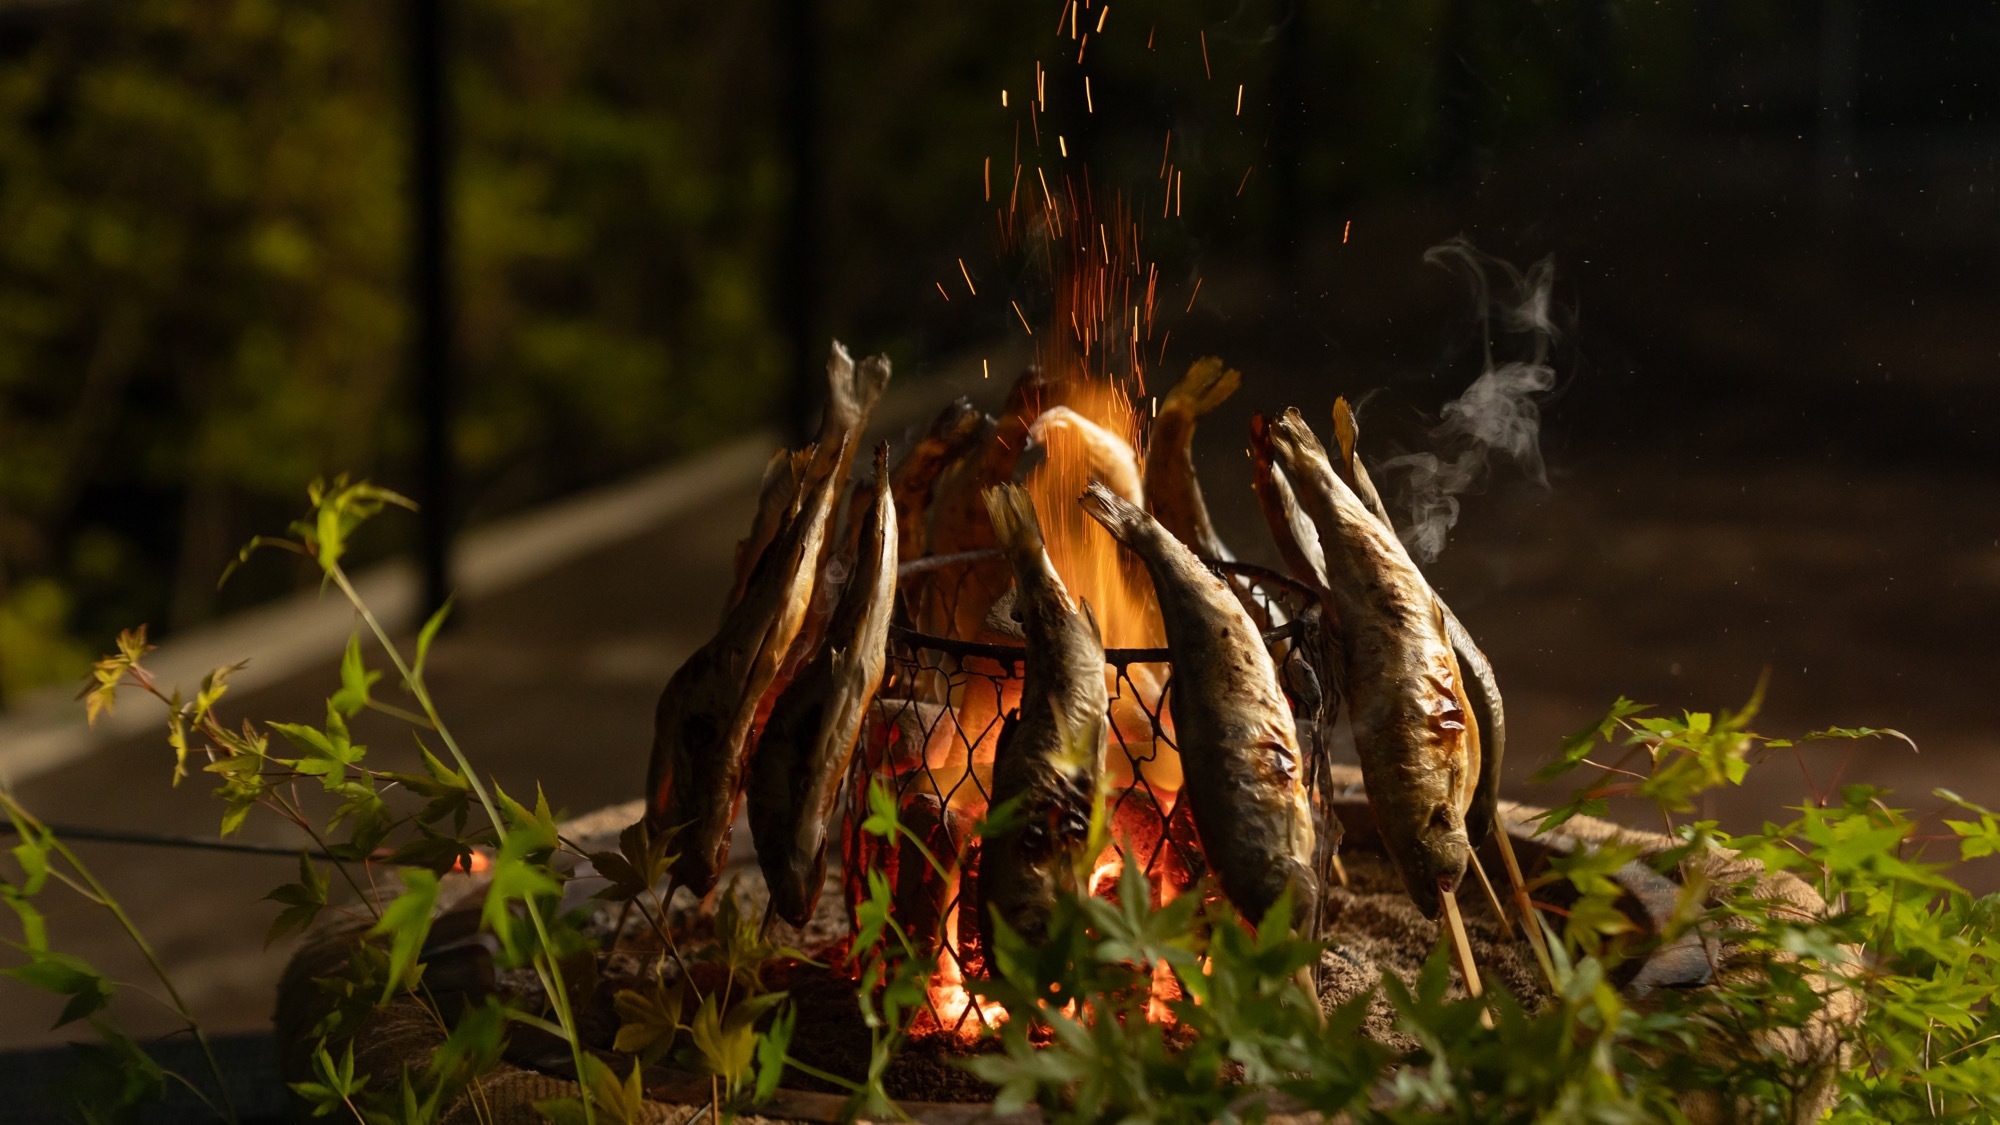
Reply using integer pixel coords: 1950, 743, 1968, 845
986, 789, 1095, 947
1390, 798, 1472, 920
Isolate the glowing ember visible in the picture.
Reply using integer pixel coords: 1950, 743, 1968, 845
927, 871, 1008, 1038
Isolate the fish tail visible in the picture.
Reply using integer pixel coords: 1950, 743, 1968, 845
1248, 410, 1272, 455
1331, 397, 1360, 471
1272, 407, 1331, 460
1163, 356, 1242, 418
983, 482, 1045, 556
1076, 480, 1148, 544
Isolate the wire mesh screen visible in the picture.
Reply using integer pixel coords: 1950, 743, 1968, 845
840, 552, 1339, 1037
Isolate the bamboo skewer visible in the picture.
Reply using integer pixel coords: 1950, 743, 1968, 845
1492, 822, 1558, 986
1438, 884, 1494, 1029
1467, 850, 1511, 937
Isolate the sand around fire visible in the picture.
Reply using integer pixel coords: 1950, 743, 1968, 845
557, 846, 1548, 1105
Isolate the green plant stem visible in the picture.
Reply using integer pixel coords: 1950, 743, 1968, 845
327, 564, 596, 1125
0, 793, 239, 1125
780, 1055, 862, 1092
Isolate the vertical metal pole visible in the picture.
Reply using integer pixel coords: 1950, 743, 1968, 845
412, 0, 454, 620
778, 0, 822, 447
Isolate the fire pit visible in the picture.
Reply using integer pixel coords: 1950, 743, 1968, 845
842, 552, 1342, 1039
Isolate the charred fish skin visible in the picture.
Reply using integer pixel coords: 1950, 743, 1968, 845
749, 445, 900, 927
1330, 397, 1506, 848
980, 483, 1109, 946
1144, 356, 1242, 562
1076, 482, 1318, 930
644, 435, 849, 895
1266, 410, 1473, 919
886, 397, 989, 564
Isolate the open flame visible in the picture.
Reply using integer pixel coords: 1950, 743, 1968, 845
863, 191, 1205, 1040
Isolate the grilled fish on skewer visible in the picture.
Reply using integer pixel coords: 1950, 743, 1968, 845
644, 434, 851, 894
1266, 410, 1477, 919
1144, 357, 1241, 561
979, 484, 1109, 946
1328, 397, 1507, 849
749, 445, 899, 927
1077, 482, 1317, 929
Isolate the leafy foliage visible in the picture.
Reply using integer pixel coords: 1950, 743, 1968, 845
4, 478, 1995, 1124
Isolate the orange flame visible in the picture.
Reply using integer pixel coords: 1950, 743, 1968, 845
897, 186, 1200, 1036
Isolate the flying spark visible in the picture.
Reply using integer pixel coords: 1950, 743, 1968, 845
1343, 219, 1352, 243
1200, 30, 1211, 79
936, 281, 951, 301
984, 157, 991, 201
958, 258, 978, 296
1184, 276, 1202, 313
1096, 4, 1109, 32
1012, 300, 1034, 335
1236, 84, 1244, 115
1085, 77, 1094, 113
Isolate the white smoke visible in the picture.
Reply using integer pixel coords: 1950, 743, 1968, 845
1378, 239, 1558, 563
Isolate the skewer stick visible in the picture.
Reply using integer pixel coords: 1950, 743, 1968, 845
1330, 851, 1350, 890
1492, 821, 1558, 987
1467, 850, 1511, 938
1438, 884, 1493, 1029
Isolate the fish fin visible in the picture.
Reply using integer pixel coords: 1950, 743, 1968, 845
983, 483, 1045, 554
1045, 690, 1104, 777
1163, 356, 1242, 417
982, 584, 1026, 639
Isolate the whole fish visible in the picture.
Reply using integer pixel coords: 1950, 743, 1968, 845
1266, 410, 1477, 919
749, 445, 900, 927
1328, 397, 1507, 848
979, 483, 1108, 946
644, 434, 850, 894
1144, 356, 1241, 562
1078, 482, 1317, 929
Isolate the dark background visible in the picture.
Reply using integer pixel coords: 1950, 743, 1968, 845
1, 0, 1991, 700
0, 0, 1995, 1052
